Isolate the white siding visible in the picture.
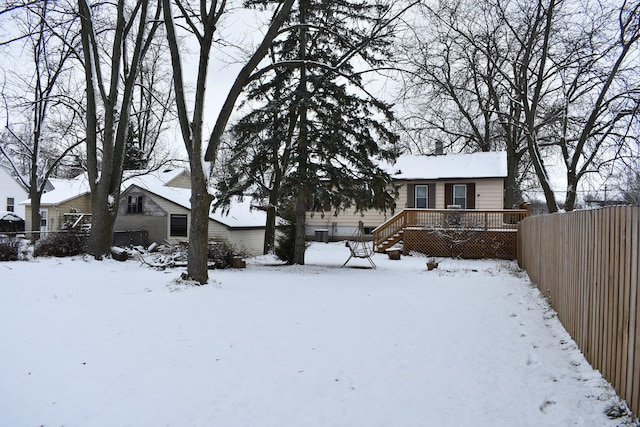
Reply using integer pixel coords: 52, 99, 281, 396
474, 179, 505, 209
305, 178, 505, 238
208, 220, 231, 242
227, 229, 265, 256
306, 208, 394, 240
208, 220, 265, 257
152, 200, 191, 244
0, 166, 28, 220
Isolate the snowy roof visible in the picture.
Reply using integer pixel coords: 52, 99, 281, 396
19, 167, 264, 228
21, 169, 186, 206
35, 174, 91, 205
388, 151, 508, 180
123, 168, 187, 187
125, 169, 266, 229
209, 198, 267, 228
0, 211, 24, 222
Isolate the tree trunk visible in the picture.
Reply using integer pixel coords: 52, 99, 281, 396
527, 139, 559, 213
293, 1, 308, 265
263, 190, 279, 255
504, 147, 520, 209
564, 172, 579, 212
29, 189, 41, 240
87, 186, 118, 258
187, 174, 213, 284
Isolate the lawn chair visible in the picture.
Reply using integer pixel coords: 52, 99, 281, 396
342, 221, 376, 269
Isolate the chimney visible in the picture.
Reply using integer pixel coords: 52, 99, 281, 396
434, 141, 444, 155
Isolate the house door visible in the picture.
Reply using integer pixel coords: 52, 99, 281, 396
39, 209, 48, 232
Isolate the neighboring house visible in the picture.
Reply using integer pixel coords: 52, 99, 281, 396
21, 168, 267, 255
115, 169, 267, 256
305, 151, 508, 240
22, 174, 92, 232
0, 164, 29, 221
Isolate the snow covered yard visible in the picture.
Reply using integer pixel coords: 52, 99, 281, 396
0, 242, 635, 427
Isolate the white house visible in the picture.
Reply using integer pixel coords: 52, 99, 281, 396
306, 151, 509, 240
0, 163, 29, 220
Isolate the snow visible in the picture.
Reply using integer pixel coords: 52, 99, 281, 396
0, 211, 23, 222
21, 168, 267, 228
388, 151, 508, 180
0, 242, 634, 427
125, 169, 267, 228
30, 174, 92, 206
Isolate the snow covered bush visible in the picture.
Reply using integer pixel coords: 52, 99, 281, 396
207, 240, 236, 269
34, 231, 87, 257
0, 237, 20, 261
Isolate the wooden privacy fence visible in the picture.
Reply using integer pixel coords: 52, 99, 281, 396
518, 206, 640, 416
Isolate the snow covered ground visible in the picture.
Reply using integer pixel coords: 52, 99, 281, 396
0, 242, 636, 427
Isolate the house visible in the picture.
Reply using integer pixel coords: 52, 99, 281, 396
306, 151, 509, 240
22, 174, 92, 232
0, 163, 29, 221
21, 168, 267, 255
114, 169, 268, 256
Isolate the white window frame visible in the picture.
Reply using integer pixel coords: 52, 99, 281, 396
39, 208, 49, 232
6, 197, 14, 212
415, 185, 429, 208
453, 184, 467, 209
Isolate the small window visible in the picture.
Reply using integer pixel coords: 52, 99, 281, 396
453, 184, 467, 209
6, 197, 14, 212
127, 195, 143, 214
415, 185, 428, 208
170, 214, 188, 237
39, 209, 48, 232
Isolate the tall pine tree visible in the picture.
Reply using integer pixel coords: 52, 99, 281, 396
214, 0, 403, 262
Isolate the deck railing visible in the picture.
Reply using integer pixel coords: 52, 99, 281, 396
373, 208, 530, 253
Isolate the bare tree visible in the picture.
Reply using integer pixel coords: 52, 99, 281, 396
548, 0, 640, 211
398, 0, 532, 208
0, 0, 83, 235
398, 0, 640, 212
126, 37, 176, 170
162, 0, 295, 283
78, 0, 162, 257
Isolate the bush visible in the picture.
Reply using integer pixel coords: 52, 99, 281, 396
0, 238, 20, 261
34, 231, 87, 257
208, 240, 236, 268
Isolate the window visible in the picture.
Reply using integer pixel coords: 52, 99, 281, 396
6, 197, 14, 212
170, 214, 188, 237
415, 185, 429, 208
445, 183, 475, 209
39, 209, 48, 232
453, 184, 467, 209
127, 195, 143, 214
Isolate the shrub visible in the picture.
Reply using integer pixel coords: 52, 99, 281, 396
208, 240, 236, 268
0, 237, 20, 261
34, 231, 87, 257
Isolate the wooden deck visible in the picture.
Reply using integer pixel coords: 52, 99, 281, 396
372, 208, 530, 259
